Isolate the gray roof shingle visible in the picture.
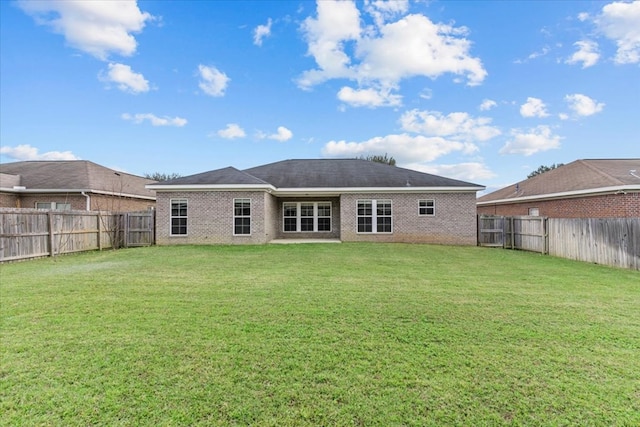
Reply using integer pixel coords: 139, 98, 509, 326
156, 159, 482, 189
478, 158, 640, 203
0, 160, 156, 198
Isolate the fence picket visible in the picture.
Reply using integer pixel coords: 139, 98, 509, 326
478, 215, 640, 270
0, 208, 155, 262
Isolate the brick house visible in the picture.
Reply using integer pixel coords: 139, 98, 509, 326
477, 159, 640, 218
148, 159, 484, 245
0, 160, 156, 211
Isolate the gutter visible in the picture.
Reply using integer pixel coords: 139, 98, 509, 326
81, 191, 91, 211
477, 184, 640, 206
146, 184, 485, 195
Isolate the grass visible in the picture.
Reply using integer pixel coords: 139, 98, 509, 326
1, 243, 639, 426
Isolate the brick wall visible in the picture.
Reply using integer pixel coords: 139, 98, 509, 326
340, 192, 478, 245
155, 191, 271, 245
0, 192, 19, 208
3, 193, 154, 212
477, 192, 640, 218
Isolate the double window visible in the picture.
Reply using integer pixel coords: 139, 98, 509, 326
419, 200, 435, 216
283, 202, 331, 232
357, 200, 392, 233
170, 199, 187, 235
234, 199, 251, 235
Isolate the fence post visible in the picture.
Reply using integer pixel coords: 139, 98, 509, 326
124, 213, 130, 248
97, 212, 102, 250
542, 217, 548, 255
48, 211, 55, 257
510, 217, 515, 250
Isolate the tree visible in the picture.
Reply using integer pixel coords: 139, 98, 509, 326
358, 153, 396, 166
527, 163, 563, 179
144, 172, 182, 182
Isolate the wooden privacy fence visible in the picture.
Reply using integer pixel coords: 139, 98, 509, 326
478, 215, 640, 270
0, 208, 155, 262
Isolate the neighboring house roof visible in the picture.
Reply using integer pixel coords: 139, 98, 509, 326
150, 159, 484, 194
0, 160, 156, 199
477, 159, 640, 205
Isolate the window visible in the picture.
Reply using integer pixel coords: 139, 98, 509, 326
234, 199, 251, 235
170, 199, 187, 235
35, 202, 71, 211
357, 200, 392, 233
419, 200, 435, 216
528, 207, 540, 216
283, 202, 331, 232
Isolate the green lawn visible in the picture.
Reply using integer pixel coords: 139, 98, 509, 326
1, 244, 639, 426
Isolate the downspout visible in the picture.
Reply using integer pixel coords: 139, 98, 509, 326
81, 191, 91, 211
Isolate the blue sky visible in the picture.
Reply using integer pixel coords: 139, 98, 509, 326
1, 0, 638, 193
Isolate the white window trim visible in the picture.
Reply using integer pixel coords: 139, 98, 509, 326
283, 201, 332, 233
233, 198, 252, 236
419, 199, 435, 216
356, 199, 393, 234
170, 198, 188, 236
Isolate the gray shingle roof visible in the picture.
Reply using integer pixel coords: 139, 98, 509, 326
155, 159, 482, 189
478, 159, 640, 203
160, 167, 269, 186
0, 160, 156, 198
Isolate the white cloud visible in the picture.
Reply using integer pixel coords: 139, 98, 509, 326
322, 133, 476, 164
121, 113, 187, 127
298, 0, 361, 87
566, 40, 600, 68
499, 126, 562, 156
595, 1, 640, 64
0, 144, 79, 161
198, 65, 230, 97
100, 63, 150, 93
217, 123, 246, 139
479, 99, 497, 111
253, 18, 272, 46
355, 14, 487, 86
337, 86, 402, 107
407, 162, 497, 181
564, 93, 605, 117
520, 97, 549, 118
298, 1, 486, 102
17, 0, 153, 60
260, 126, 293, 142
578, 12, 590, 22
365, 0, 409, 27
400, 110, 501, 142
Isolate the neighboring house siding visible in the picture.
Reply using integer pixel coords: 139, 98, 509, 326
155, 191, 270, 245
274, 197, 341, 240
340, 192, 477, 245
477, 192, 640, 218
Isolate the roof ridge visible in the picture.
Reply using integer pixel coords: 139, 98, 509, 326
235, 166, 271, 185
579, 159, 625, 185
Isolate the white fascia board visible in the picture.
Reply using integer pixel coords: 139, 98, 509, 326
477, 185, 640, 206
148, 184, 276, 192
273, 186, 485, 196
